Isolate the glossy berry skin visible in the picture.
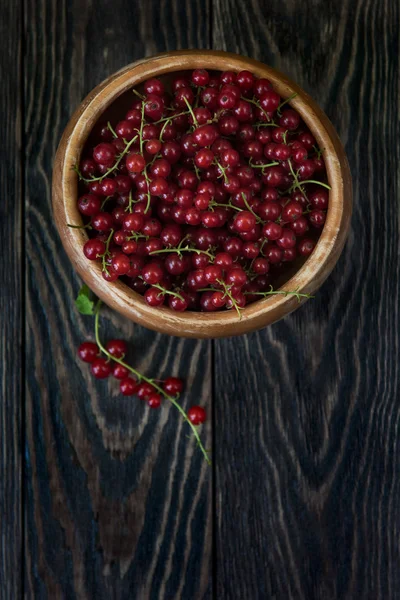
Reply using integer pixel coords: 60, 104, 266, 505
78, 194, 101, 216
111, 253, 131, 275
142, 262, 164, 285
92, 212, 113, 232
144, 287, 165, 307
233, 211, 257, 233
187, 406, 206, 425
83, 239, 105, 260
113, 363, 130, 380
168, 294, 189, 312
106, 339, 127, 359
163, 377, 184, 396
78, 342, 99, 363
137, 382, 156, 399
93, 143, 116, 166
298, 238, 316, 256
309, 210, 327, 228
147, 394, 162, 408
120, 377, 139, 396
91, 357, 112, 379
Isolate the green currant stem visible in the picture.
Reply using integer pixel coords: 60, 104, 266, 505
209, 200, 242, 213
101, 195, 113, 209
138, 100, 152, 214
93, 302, 211, 464
244, 286, 314, 303
216, 279, 242, 319
132, 89, 145, 100
107, 121, 118, 138
99, 228, 114, 274
127, 232, 149, 241
153, 111, 189, 125
298, 179, 331, 190
241, 96, 270, 121
277, 92, 298, 116
151, 283, 185, 302
214, 160, 229, 183
159, 118, 171, 142
249, 160, 279, 169
241, 192, 264, 224
256, 122, 279, 128
183, 96, 198, 126
67, 223, 92, 230
74, 135, 138, 183
149, 245, 215, 261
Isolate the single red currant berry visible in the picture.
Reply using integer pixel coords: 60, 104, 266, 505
112, 363, 130, 380
281, 201, 303, 223
191, 68, 210, 86
163, 377, 184, 396
192, 124, 219, 148
187, 406, 206, 425
252, 257, 270, 274
282, 247, 297, 262
78, 194, 101, 216
297, 159, 316, 180
168, 294, 189, 312
309, 189, 329, 210
123, 213, 144, 232
211, 291, 226, 309
290, 216, 309, 236
298, 237, 316, 256
259, 90, 280, 112
204, 264, 223, 285
78, 341, 99, 363
144, 287, 165, 307
126, 152, 145, 173
298, 131, 316, 150
279, 109, 301, 130
111, 253, 131, 275
80, 158, 97, 178
120, 377, 139, 396
105, 339, 127, 359
195, 149, 215, 169
309, 209, 326, 228
122, 240, 138, 254
147, 394, 162, 408
143, 78, 165, 96
83, 239, 106, 260
264, 244, 283, 264
149, 177, 169, 196
93, 143, 116, 167
276, 228, 297, 249
145, 139, 162, 155
174, 87, 195, 108
262, 221, 282, 241
233, 211, 257, 233
144, 94, 164, 120
92, 212, 113, 232
91, 357, 112, 379
142, 262, 164, 284
137, 381, 156, 400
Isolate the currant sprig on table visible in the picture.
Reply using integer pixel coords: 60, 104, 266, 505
75, 285, 210, 464
73, 67, 331, 314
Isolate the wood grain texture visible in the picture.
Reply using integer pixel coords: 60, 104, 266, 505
24, 1, 212, 598
0, 2, 22, 599
213, 0, 400, 598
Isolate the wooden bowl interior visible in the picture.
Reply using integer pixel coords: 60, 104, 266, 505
54, 51, 352, 338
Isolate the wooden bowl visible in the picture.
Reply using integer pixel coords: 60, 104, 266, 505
52, 50, 352, 338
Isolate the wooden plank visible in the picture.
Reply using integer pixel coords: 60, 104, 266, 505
24, 1, 212, 598
213, 0, 400, 598
0, 3, 22, 599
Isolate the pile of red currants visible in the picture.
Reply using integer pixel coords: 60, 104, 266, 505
75, 68, 330, 314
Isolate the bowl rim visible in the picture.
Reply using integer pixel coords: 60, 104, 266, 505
52, 50, 352, 338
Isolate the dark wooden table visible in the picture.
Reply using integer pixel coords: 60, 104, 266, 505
3, 0, 400, 598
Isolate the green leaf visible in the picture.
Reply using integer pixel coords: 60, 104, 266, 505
75, 284, 95, 315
